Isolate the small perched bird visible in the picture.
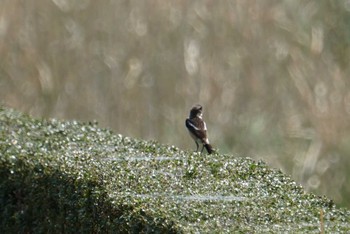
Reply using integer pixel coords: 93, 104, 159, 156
185, 104, 214, 154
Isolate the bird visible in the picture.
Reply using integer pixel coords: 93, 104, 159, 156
185, 104, 214, 154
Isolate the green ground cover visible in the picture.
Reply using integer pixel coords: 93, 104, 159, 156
1, 106, 349, 233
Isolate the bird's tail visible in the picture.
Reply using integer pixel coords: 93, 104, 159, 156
204, 144, 214, 154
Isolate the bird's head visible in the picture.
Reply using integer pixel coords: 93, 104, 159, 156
189, 104, 203, 118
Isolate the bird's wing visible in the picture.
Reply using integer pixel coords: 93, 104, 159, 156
185, 118, 209, 144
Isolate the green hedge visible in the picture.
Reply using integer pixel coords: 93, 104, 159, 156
0, 107, 176, 233
1, 168, 175, 233
1, 106, 349, 233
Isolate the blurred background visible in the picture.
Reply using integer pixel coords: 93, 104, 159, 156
1, 0, 350, 208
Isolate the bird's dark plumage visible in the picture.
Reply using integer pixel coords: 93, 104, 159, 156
185, 104, 214, 154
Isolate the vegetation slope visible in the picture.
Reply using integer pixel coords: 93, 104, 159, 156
1, 106, 349, 233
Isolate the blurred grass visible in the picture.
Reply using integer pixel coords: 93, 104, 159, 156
0, 0, 350, 208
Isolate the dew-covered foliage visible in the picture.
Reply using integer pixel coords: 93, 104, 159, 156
1, 106, 349, 233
